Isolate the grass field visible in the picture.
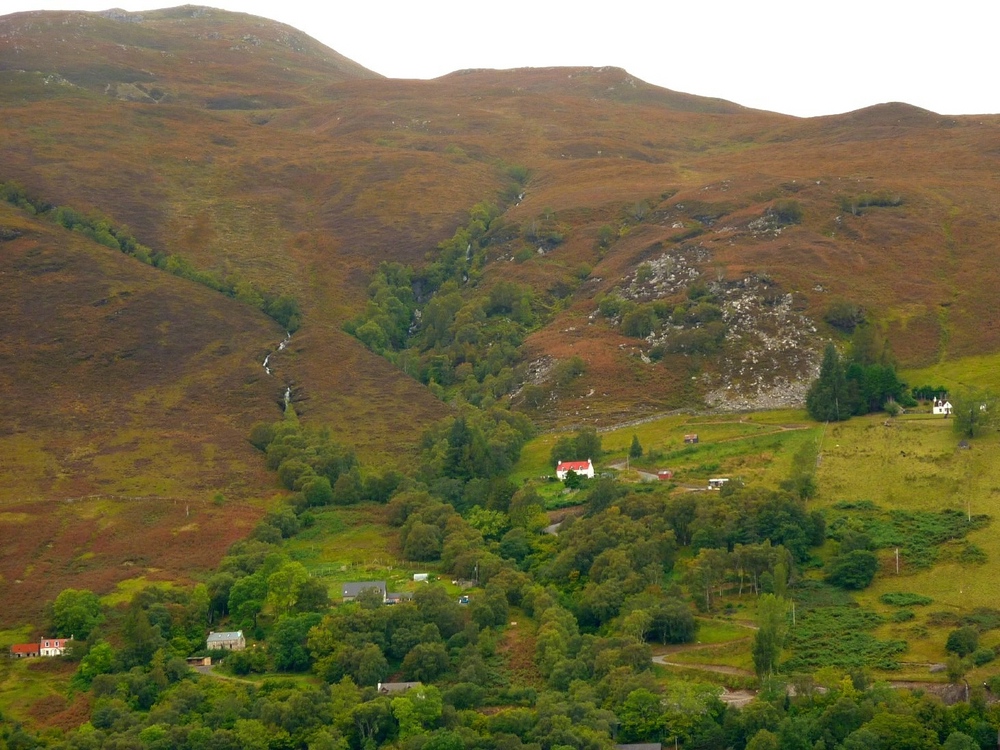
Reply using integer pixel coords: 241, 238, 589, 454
903, 353, 1000, 394
815, 414, 1000, 614
282, 505, 469, 601
514, 409, 818, 489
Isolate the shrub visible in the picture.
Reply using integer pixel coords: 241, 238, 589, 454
769, 199, 803, 225
839, 192, 903, 215
621, 306, 657, 338
961, 608, 1000, 631
553, 357, 586, 386
514, 246, 534, 263
825, 550, 878, 590
891, 610, 915, 623
506, 164, 531, 185
248, 422, 276, 451
227, 648, 267, 675
928, 611, 960, 627
880, 592, 933, 607
839, 531, 875, 554
824, 300, 865, 333
960, 543, 987, 565
664, 321, 727, 355
971, 647, 995, 666
783, 605, 905, 671
945, 626, 979, 657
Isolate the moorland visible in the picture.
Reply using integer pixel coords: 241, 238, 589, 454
2, 6, 1000, 749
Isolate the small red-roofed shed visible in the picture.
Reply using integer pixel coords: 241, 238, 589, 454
10, 643, 40, 658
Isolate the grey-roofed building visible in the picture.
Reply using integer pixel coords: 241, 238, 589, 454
207, 630, 245, 651
341, 581, 387, 603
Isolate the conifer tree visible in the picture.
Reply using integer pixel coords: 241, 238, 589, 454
806, 344, 853, 421
629, 434, 643, 459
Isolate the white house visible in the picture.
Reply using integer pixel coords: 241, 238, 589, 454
932, 398, 952, 416
207, 631, 245, 651
39, 636, 72, 656
556, 459, 595, 480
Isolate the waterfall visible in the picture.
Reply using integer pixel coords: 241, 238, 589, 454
263, 332, 292, 376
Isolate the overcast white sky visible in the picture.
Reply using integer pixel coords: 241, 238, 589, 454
4, 0, 999, 118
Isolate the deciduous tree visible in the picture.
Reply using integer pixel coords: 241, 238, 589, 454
51, 588, 102, 639
952, 388, 998, 439
752, 594, 789, 677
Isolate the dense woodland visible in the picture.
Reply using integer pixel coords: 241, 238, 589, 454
8, 393, 1000, 750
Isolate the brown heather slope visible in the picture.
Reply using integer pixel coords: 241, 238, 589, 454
2, 7, 999, 434
2, 8, 1000, 616
0, 205, 281, 622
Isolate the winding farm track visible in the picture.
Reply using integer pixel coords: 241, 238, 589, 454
652, 640, 962, 706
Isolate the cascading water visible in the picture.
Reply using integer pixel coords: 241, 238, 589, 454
262, 333, 294, 408
262, 332, 291, 375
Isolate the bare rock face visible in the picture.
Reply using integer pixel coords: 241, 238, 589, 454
702, 275, 821, 410
605, 246, 822, 410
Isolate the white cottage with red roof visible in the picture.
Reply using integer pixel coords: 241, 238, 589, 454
39, 637, 72, 656
556, 458, 595, 480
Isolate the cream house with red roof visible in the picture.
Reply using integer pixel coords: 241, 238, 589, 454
555, 458, 595, 480
40, 637, 72, 656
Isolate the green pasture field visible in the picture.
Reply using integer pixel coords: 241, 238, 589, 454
692, 618, 757, 646
797, 412, 1000, 676
100, 577, 178, 607
815, 414, 1000, 616
665, 637, 754, 673
282, 505, 469, 600
513, 409, 819, 489
902, 352, 1000, 394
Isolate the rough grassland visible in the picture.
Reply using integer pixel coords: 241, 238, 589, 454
902, 352, 1000, 393
515, 410, 816, 488
281, 505, 460, 601
811, 413, 1000, 675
